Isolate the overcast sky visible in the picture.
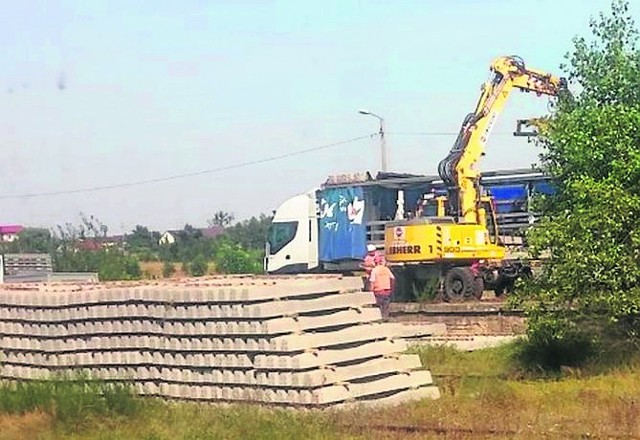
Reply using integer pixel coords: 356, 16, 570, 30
0, 0, 630, 233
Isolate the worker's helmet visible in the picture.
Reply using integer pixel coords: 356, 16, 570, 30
367, 244, 377, 253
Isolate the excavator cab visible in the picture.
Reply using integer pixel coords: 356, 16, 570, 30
417, 195, 447, 218
478, 196, 499, 245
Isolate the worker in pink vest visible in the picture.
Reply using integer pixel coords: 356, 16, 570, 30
369, 255, 395, 319
360, 244, 377, 291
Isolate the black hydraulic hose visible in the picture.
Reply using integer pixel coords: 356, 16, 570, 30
437, 112, 477, 187
436, 56, 524, 216
437, 112, 477, 217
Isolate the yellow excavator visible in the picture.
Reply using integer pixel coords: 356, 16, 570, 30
384, 55, 567, 301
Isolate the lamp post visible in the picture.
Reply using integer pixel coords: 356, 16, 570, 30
358, 109, 388, 172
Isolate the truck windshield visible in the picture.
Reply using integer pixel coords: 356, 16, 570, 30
268, 221, 298, 254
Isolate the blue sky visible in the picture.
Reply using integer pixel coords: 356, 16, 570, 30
0, 0, 630, 232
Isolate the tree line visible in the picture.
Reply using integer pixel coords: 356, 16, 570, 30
0, 211, 272, 281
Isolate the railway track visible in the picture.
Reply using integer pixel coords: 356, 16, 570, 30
389, 300, 527, 338
390, 300, 524, 317
343, 423, 635, 439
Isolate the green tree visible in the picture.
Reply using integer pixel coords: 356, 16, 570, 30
0, 228, 56, 254
225, 214, 272, 251
157, 224, 218, 263
158, 242, 179, 262
52, 214, 141, 281
210, 214, 271, 273
208, 211, 235, 227
190, 255, 209, 277
97, 252, 141, 281
126, 225, 161, 260
513, 0, 640, 366
214, 243, 263, 274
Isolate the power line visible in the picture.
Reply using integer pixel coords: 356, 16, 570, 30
0, 133, 376, 200
0, 130, 525, 201
389, 131, 459, 136
389, 131, 515, 136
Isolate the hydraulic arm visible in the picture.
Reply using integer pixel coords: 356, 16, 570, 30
437, 56, 567, 224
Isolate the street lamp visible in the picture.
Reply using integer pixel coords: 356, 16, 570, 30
358, 109, 388, 172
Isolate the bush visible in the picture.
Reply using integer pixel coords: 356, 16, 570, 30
162, 261, 176, 278
214, 243, 262, 274
134, 248, 159, 262
516, 316, 596, 372
516, 0, 640, 351
190, 256, 208, 277
55, 249, 141, 281
99, 253, 141, 281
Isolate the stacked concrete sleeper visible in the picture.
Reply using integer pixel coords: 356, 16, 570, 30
0, 278, 440, 407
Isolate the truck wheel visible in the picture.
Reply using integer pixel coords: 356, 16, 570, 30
473, 276, 484, 300
444, 267, 474, 302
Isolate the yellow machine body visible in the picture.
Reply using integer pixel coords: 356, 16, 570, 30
385, 219, 505, 264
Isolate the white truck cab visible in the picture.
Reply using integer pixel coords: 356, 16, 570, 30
264, 189, 319, 274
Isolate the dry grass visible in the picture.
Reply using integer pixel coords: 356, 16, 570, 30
0, 411, 52, 440
139, 261, 218, 279
139, 261, 185, 279
3, 344, 640, 439
334, 371, 640, 439
336, 344, 640, 439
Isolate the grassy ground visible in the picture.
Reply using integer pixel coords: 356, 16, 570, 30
2, 344, 640, 439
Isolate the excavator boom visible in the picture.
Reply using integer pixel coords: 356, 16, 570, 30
437, 55, 566, 223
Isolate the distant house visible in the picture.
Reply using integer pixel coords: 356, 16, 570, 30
75, 239, 103, 251
75, 235, 125, 251
158, 230, 181, 245
158, 226, 224, 245
101, 235, 126, 248
0, 225, 24, 242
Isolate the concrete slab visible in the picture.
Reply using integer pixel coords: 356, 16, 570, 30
244, 292, 376, 319
255, 354, 423, 388
334, 385, 441, 409
0, 278, 439, 408
270, 323, 397, 351
254, 338, 408, 370
258, 308, 382, 335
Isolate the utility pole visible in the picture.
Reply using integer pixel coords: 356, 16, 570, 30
359, 109, 388, 172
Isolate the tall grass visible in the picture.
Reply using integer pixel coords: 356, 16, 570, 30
3, 345, 640, 439
0, 375, 139, 429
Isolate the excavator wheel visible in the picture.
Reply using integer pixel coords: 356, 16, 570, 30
444, 267, 475, 302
